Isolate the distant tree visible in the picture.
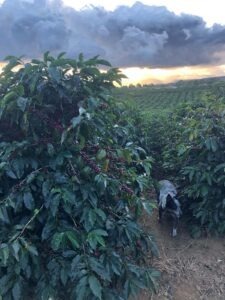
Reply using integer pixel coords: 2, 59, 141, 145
128, 83, 135, 88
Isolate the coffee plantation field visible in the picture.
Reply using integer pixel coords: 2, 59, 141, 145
114, 76, 225, 237
113, 77, 225, 117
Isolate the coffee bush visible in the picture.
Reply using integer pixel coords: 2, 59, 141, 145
0, 53, 159, 300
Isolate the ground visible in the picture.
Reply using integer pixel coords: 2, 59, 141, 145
137, 208, 225, 300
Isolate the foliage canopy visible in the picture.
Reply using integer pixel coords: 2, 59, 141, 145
0, 53, 158, 300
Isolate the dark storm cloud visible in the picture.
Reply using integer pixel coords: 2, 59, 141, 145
1, 0, 225, 67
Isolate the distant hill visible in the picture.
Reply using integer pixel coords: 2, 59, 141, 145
142, 75, 225, 88
173, 75, 225, 87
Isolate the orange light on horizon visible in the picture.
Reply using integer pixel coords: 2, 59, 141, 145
0, 61, 5, 72
120, 64, 225, 85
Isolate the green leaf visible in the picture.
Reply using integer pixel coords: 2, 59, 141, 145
49, 192, 61, 216
23, 191, 35, 210
61, 130, 68, 145
142, 201, 155, 215
11, 159, 24, 179
95, 235, 105, 247
96, 59, 112, 67
43, 51, 50, 63
97, 149, 106, 160
92, 229, 108, 237
210, 138, 218, 152
51, 232, 65, 251
88, 229, 108, 249
26, 244, 38, 256
0, 162, 7, 170
47, 143, 55, 156
95, 174, 108, 193
75, 276, 88, 300
48, 67, 61, 83
60, 267, 68, 286
12, 281, 21, 300
88, 275, 102, 300
88, 209, 97, 227
121, 149, 132, 163
42, 181, 50, 198
66, 231, 80, 249
88, 257, 111, 281
0, 244, 9, 265
14, 84, 24, 96
0, 206, 10, 224
11, 241, 21, 261
95, 208, 106, 221
2, 91, 17, 103
31, 59, 42, 65
78, 53, 84, 63
6, 169, 17, 179
57, 52, 66, 59
141, 161, 152, 176
214, 163, 225, 173
17, 97, 28, 112
26, 172, 37, 184
200, 185, 209, 197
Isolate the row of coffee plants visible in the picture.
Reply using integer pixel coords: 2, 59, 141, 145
0, 53, 159, 300
144, 93, 225, 237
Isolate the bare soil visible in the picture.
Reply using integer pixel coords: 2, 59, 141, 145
136, 209, 225, 300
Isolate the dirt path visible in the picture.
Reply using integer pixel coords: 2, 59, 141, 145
137, 210, 225, 300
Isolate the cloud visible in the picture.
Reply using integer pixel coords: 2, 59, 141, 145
1, 0, 225, 68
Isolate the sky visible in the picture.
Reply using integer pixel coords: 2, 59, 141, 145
63, 0, 225, 27
1, 0, 225, 84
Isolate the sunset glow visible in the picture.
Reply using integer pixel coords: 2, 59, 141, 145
121, 64, 225, 85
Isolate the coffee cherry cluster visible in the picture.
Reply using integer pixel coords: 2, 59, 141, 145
110, 165, 124, 176
99, 103, 108, 110
80, 151, 101, 174
106, 153, 125, 164
12, 182, 24, 192
121, 184, 134, 195
39, 137, 54, 144
29, 108, 63, 133
85, 144, 100, 153
66, 163, 79, 178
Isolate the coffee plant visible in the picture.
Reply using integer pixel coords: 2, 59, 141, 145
146, 94, 225, 237
176, 99, 225, 236
0, 53, 159, 300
